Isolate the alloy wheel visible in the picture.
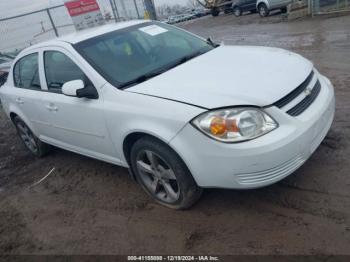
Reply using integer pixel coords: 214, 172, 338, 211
16, 122, 38, 154
259, 6, 267, 16
136, 150, 180, 203
234, 8, 241, 16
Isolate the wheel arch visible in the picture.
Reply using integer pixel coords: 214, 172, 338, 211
257, 0, 269, 9
122, 131, 187, 181
8, 107, 38, 136
122, 131, 173, 168
10, 112, 18, 121
122, 130, 200, 189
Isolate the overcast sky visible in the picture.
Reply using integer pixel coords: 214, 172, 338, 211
0, 0, 191, 52
0, 0, 189, 18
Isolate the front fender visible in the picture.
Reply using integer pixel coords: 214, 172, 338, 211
101, 85, 206, 165
118, 126, 181, 165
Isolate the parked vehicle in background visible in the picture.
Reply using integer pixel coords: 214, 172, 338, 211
0, 21, 335, 209
196, 0, 234, 16
0, 62, 12, 71
166, 16, 175, 24
0, 70, 9, 87
183, 13, 196, 20
191, 8, 208, 17
0, 58, 8, 64
0, 60, 12, 87
203, 8, 212, 15
256, 0, 291, 17
232, 0, 258, 16
0, 57, 12, 65
167, 15, 185, 24
167, 14, 196, 24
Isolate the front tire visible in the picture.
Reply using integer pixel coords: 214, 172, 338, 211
130, 137, 202, 209
13, 116, 50, 157
258, 3, 269, 17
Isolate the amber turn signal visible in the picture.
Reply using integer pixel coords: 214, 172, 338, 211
210, 117, 227, 136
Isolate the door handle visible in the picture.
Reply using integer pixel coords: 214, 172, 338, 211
15, 98, 24, 105
46, 103, 58, 112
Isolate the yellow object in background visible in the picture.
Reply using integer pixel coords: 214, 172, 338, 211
144, 11, 150, 20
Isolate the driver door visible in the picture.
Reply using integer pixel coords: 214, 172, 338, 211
37, 48, 117, 163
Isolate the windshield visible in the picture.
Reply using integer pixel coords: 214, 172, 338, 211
74, 22, 214, 89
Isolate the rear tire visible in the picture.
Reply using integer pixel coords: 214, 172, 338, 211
258, 3, 269, 17
233, 7, 242, 17
13, 116, 50, 157
211, 8, 220, 16
130, 137, 203, 209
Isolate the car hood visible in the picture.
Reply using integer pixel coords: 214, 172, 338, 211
127, 45, 313, 109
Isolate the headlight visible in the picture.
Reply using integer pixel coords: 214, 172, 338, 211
191, 107, 278, 143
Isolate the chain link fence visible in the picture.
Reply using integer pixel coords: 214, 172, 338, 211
0, 0, 146, 55
312, 0, 350, 14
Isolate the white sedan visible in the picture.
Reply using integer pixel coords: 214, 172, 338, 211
0, 21, 335, 209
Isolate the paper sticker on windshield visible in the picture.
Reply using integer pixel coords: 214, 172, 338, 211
139, 25, 168, 36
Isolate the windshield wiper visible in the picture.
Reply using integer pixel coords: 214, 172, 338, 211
118, 70, 164, 89
164, 49, 208, 71
207, 37, 220, 48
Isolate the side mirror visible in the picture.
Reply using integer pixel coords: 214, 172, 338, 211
62, 80, 84, 97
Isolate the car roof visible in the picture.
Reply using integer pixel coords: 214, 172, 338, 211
23, 20, 148, 52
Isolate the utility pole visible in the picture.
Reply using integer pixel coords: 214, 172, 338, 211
113, 0, 121, 21
109, 0, 118, 21
46, 8, 58, 37
133, 0, 141, 18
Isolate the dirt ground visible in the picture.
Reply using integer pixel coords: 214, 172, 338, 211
1, 13, 350, 256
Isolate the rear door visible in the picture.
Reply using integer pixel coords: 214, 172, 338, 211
37, 47, 118, 163
6, 52, 45, 134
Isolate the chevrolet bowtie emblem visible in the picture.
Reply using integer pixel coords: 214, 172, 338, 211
304, 87, 313, 96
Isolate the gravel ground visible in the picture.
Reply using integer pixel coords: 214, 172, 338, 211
0, 13, 350, 255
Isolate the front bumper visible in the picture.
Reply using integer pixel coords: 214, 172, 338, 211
169, 74, 335, 189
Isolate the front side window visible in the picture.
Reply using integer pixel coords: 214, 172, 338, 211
13, 53, 41, 90
44, 51, 86, 92
74, 22, 214, 89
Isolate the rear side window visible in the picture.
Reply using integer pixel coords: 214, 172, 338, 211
44, 51, 86, 92
13, 53, 41, 90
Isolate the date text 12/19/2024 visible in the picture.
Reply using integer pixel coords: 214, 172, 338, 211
127, 256, 220, 261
